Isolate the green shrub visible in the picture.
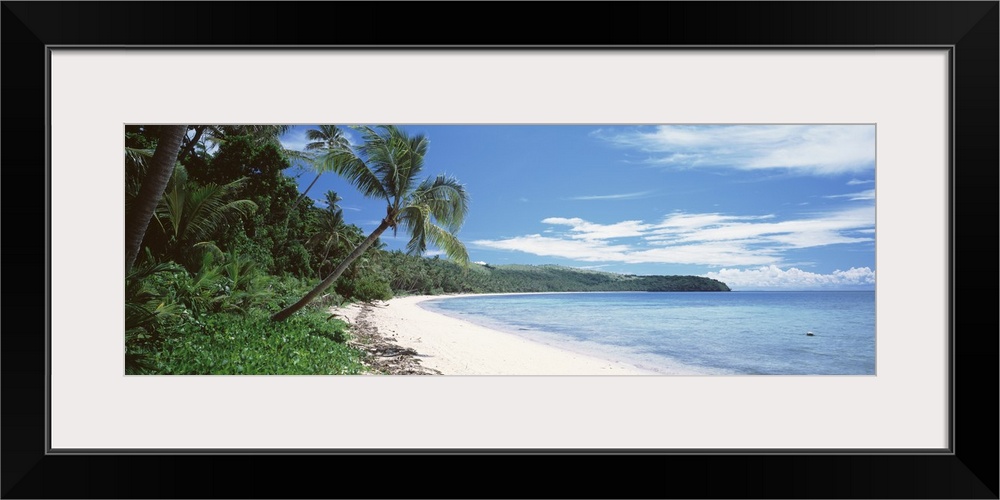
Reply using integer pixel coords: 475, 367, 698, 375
336, 275, 393, 302
151, 310, 367, 375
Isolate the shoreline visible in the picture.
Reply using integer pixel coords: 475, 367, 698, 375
336, 294, 662, 375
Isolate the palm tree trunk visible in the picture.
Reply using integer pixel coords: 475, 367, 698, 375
178, 125, 205, 165
271, 219, 391, 322
289, 172, 322, 213
124, 125, 188, 273
318, 243, 334, 279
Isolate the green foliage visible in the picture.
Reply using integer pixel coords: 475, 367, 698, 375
143, 164, 258, 269
276, 242, 314, 279
187, 133, 319, 277
125, 125, 377, 374
258, 274, 316, 310
125, 255, 187, 374
126, 257, 366, 375
336, 274, 393, 302
151, 310, 366, 375
306, 191, 367, 279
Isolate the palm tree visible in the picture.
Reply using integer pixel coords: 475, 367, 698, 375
271, 125, 470, 321
153, 165, 258, 265
288, 125, 350, 212
125, 125, 188, 273
306, 191, 358, 279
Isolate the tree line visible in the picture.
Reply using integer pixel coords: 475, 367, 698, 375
381, 255, 731, 295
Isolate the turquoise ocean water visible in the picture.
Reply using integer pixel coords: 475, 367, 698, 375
421, 291, 875, 375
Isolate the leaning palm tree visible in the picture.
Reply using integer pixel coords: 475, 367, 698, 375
271, 125, 470, 321
288, 125, 351, 212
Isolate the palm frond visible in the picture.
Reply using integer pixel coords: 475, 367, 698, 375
283, 148, 314, 164
410, 175, 470, 232
359, 127, 403, 203
192, 241, 225, 261
125, 147, 154, 169
400, 133, 429, 196
317, 147, 388, 201
125, 147, 157, 215
423, 222, 469, 266
305, 125, 349, 151
126, 257, 185, 300
154, 167, 258, 246
155, 165, 190, 238
184, 193, 257, 244
397, 205, 431, 255
356, 126, 432, 207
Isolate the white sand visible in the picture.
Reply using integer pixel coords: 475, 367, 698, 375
336, 294, 657, 375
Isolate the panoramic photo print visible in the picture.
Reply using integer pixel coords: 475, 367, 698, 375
124, 124, 876, 375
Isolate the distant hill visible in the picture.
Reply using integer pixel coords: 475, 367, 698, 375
381, 252, 730, 295
476, 263, 731, 292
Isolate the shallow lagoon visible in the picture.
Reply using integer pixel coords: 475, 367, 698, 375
423, 291, 876, 375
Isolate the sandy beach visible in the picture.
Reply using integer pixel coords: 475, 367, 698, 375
336, 294, 656, 375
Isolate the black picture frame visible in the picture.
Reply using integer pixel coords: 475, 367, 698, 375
3, 2, 996, 498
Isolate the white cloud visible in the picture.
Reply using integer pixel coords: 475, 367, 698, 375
472, 234, 633, 262
623, 244, 780, 266
704, 265, 875, 290
825, 189, 875, 201
653, 212, 775, 230
596, 125, 875, 175
341, 128, 358, 147
647, 206, 874, 249
568, 191, 653, 201
279, 127, 311, 152
542, 217, 652, 241
847, 178, 874, 185
473, 206, 874, 268
473, 235, 782, 267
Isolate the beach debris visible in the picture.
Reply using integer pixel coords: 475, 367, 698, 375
345, 304, 442, 375
326, 313, 350, 324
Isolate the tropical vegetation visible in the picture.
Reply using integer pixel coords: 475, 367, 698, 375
124, 124, 728, 375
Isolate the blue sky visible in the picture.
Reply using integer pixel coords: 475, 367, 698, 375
279, 125, 876, 290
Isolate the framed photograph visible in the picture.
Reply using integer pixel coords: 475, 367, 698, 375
4, 2, 996, 498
